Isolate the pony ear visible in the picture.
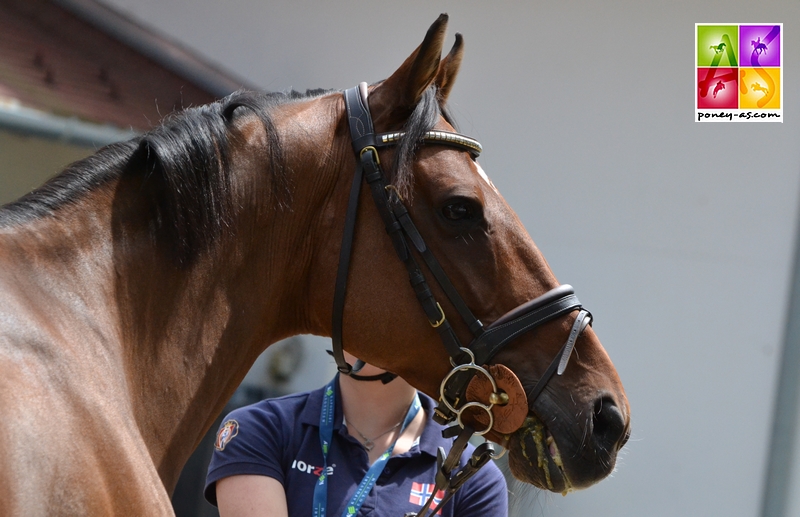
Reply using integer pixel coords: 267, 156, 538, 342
434, 32, 464, 103
369, 13, 449, 127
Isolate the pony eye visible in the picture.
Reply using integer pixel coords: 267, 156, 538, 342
442, 202, 474, 221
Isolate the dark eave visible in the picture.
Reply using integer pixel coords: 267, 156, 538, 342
51, 0, 247, 98
0, 0, 251, 135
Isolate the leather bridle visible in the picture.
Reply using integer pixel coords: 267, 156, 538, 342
332, 83, 592, 514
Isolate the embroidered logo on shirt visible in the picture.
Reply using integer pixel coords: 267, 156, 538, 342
409, 482, 445, 514
214, 420, 239, 451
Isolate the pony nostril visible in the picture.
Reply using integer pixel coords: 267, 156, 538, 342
592, 396, 626, 451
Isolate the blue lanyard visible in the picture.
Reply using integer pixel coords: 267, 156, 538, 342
312, 376, 421, 517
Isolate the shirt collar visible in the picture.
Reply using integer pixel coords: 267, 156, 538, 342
297, 377, 456, 457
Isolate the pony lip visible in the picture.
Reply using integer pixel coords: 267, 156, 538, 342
545, 430, 573, 495
507, 415, 572, 494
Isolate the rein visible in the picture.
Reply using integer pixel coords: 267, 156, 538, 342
333, 83, 593, 515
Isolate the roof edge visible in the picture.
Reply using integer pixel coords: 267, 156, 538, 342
0, 100, 138, 148
50, 0, 250, 98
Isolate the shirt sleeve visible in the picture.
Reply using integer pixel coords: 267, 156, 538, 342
453, 457, 509, 517
204, 401, 289, 506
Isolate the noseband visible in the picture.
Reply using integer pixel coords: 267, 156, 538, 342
333, 83, 592, 433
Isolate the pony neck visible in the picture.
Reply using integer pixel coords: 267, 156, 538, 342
111, 100, 349, 490
0, 176, 298, 492
0, 91, 395, 493
108, 165, 313, 489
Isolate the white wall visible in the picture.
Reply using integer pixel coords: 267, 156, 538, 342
64, 1, 800, 515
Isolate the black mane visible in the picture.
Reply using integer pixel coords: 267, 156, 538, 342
0, 85, 447, 262
135, 90, 291, 262
0, 90, 320, 260
0, 139, 139, 225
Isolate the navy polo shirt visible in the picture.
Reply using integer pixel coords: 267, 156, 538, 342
205, 382, 508, 516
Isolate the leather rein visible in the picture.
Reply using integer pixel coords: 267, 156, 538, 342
333, 83, 592, 515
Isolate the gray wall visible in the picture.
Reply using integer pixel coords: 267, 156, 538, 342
17, 0, 800, 515
0, 130, 94, 204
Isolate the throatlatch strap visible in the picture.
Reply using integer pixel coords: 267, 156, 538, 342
330, 155, 364, 375
331, 85, 376, 374
349, 371, 398, 384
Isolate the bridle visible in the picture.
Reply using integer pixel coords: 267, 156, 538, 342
333, 81, 592, 425
333, 83, 592, 515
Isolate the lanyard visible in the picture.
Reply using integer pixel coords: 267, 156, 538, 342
312, 376, 421, 517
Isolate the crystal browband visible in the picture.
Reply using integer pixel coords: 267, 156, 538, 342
375, 130, 482, 157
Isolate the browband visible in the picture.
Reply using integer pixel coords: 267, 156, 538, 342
375, 130, 482, 157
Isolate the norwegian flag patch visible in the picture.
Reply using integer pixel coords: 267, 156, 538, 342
409, 482, 445, 514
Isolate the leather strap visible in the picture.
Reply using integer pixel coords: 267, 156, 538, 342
337, 82, 596, 514
433, 287, 587, 425
344, 82, 376, 151
526, 309, 591, 402
389, 196, 484, 337
349, 371, 398, 384
557, 309, 591, 375
470, 292, 583, 365
330, 145, 365, 374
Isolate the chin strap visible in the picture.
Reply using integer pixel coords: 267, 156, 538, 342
325, 350, 398, 383
349, 371, 398, 384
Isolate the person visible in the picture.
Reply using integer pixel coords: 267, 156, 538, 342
204, 352, 508, 516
